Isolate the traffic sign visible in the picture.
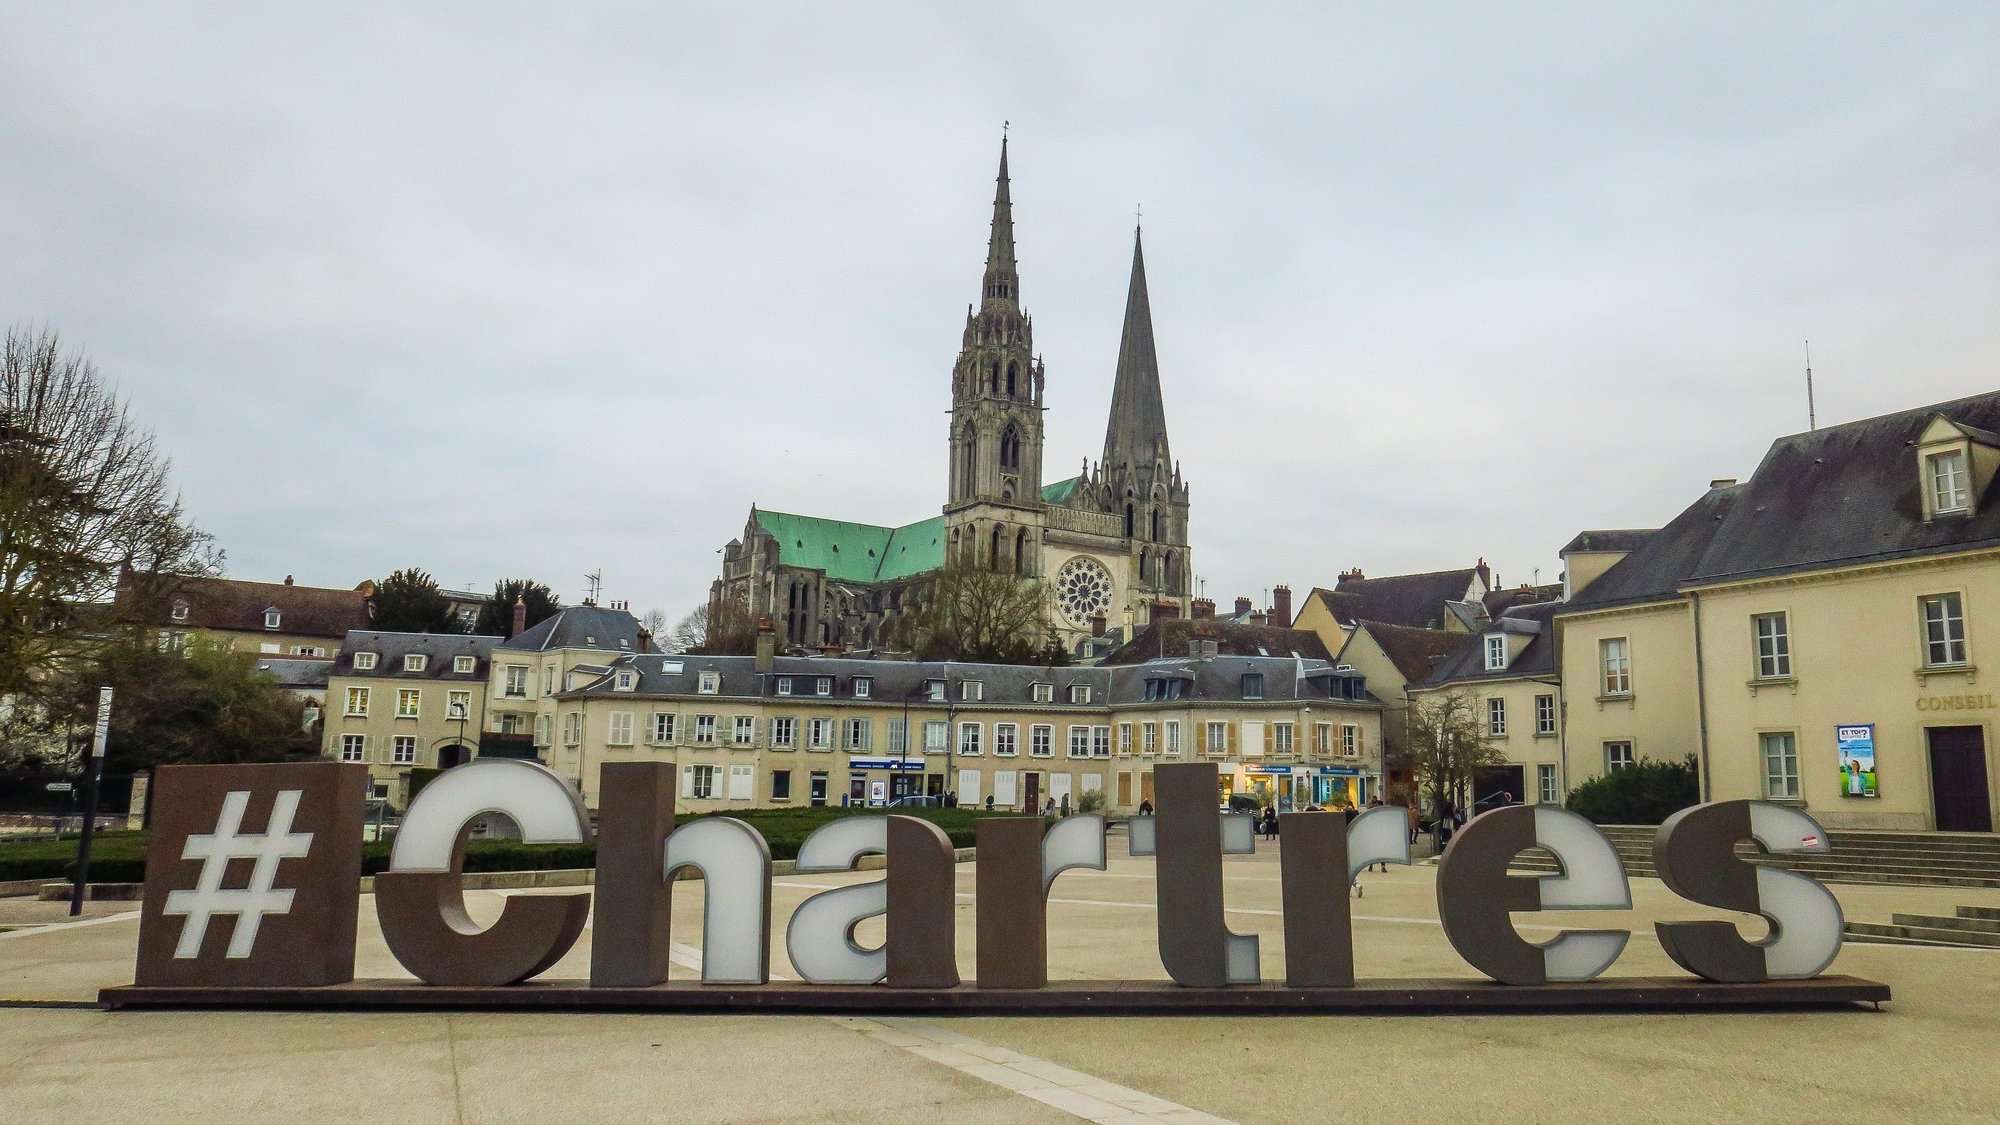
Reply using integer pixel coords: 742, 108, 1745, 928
46, 781, 74, 792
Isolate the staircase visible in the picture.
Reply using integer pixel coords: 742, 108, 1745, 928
1506, 825, 2000, 889
1845, 906, 2000, 948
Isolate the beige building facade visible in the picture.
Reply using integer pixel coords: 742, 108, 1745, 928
322, 631, 499, 805
1410, 604, 1566, 808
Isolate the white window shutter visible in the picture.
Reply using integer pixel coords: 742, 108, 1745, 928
680, 764, 694, 798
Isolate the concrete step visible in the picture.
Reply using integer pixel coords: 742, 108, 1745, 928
1841, 931, 1982, 948
1960, 906, 2000, 921
1842, 921, 2000, 948
1508, 856, 2000, 888
1892, 912, 2000, 933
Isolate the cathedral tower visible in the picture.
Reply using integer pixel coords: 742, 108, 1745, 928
944, 135, 1047, 575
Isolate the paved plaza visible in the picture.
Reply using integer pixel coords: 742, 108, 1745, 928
3, 839, 1997, 1124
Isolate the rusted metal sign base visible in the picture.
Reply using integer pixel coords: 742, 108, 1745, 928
101, 975, 1889, 1014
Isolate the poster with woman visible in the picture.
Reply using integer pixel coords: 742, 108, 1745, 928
1836, 724, 1878, 797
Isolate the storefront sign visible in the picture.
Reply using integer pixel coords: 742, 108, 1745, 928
1836, 724, 1878, 799
847, 757, 926, 772
1916, 693, 1997, 711
103, 760, 1887, 1014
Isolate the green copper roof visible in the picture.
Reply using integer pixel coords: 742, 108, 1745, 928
753, 509, 944, 585
1041, 476, 1082, 505
877, 515, 945, 582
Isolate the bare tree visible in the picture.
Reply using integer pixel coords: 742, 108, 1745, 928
886, 566, 1053, 664
1406, 690, 1505, 818
1, 327, 218, 756
639, 607, 669, 646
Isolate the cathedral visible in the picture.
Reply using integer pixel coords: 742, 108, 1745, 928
713, 137, 1193, 653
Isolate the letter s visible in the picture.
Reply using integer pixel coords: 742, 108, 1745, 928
1653, 800, 1843, 981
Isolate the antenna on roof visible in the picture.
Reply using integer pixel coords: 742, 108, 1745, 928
584, 569, 603, 606
1805, 339, 1817, 431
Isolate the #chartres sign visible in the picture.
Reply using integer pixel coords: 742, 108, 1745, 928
107, 760, 1889, 1014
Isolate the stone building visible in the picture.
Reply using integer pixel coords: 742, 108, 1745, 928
714, 137, 1194, 654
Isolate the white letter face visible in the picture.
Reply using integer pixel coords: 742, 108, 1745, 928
1533, 806, 1632, 981
664, 817, 773, 984
1042, 814, 1107, 893
390, 759, 588, 872
1345, 805, 1412, 882
785, 817, 889, 984
1747, 804, 1844, 979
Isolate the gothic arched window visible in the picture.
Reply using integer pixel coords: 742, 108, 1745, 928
1164, 551, 1179, 594
1014, 528, 1028, 574
1151, 507, 1162, 542
988, 362, 999, 394
990, 525, 1003, 572
960, 424, 977, 495
1000, 426, 1020, 471
1123, 502, 1135, 538
1139, 548, 1150, 583
1006, 362, 1018, 396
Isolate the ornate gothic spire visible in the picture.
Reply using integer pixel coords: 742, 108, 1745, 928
981, 133, 1018, 306
1101, 224, 1170, 475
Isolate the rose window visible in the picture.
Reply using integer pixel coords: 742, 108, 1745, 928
1054, 556, 1114, 627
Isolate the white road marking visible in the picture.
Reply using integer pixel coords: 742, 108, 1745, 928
0, 910, 141, 941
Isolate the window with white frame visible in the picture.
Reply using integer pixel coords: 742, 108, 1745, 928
733, 715, 756, 746
1164, 720, 1182, 755
1487, 697, 1507, 737
688, 764, 717, 799
1600, 638, 1631, 695
776, 677, 793, 696
1068, 725, 1091, 758
608, 712, 634, 746
1536, 694, 1556, 735
446, 690, 471, 721
340, 734, 365, 762
843, 717, 870, 750
1117, 723, 1133, 755
1241, 673, 1265, 699
1605, 741, 1634, 771
958, 722, 983, 756
1753, 612, 1792, 678
961, 680, 983, 702
563, 713, 581, 746
404, 654, 427, 673
1929, 449, 1970, 514
355, 652, 378, 671
853, 677, 871, 699
499, 713, 525, 735
396, 689, 421, 718
1092, 726, 1111, 758
694, 714, 717, 744
1273, 722, 1295, 755
1031, 724, 1052, 757
728, 763, 755, 800
1922, 593, 1969, 667
1484, 633, 1508, 672
503, 665, 527, 696
808, 717, 832, 750
1032, 682, 1054, 703
1341, 724, 1359, 757
652, 712, 676, 743
1141, 722, 1157, 755
995, 722, 1018, 756
171, 599, 189, 622
294, 645, 324, 657
770, 716, 795, 748
392, 735, 417, 765
1314, 722, 1332, 753
264, 609, 281, 630
887, 718, 907, 754
698, 671, 720, 694
615, 671, 636, 692
1538, 764, 1558, 803
923, 720, 948, 753
1205, 722, 1229, 754
815, 677, 832, 697
454, 655, 475, 674
925, 680, 945, 702
344, 687, 370, 716
1069, 684, 1092, 705
1760, 731, 1799, 799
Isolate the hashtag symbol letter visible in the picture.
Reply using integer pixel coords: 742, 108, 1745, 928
162, 789, 316, 959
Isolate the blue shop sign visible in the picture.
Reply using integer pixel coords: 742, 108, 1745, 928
1318, 767, 1361, 777
848, 757, 927, 772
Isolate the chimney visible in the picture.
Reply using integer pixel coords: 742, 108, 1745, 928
1233, 596, 1253, 618
1337, 567, 1365, 584
1270, 584, 1292, 626
1475, 557, 1491, 588
510, 595, 527, 638
1090, 611, 1107, 638
1149, 599, 1180, 622
1191, 597, 1215, 620
283, 575, 294, 586
755, 616, 777, 672
1248, 611, 1267, 626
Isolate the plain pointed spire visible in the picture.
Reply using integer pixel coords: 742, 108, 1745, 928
1101, 224, 1170, 474
981, 133, 1019, 305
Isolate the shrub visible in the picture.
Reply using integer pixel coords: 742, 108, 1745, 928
1565, 754, 1700, 825
1076, 789, 1105, 814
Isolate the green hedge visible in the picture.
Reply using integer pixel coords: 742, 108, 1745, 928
1565, 754, 1700, 825
0, 807, 1009, 883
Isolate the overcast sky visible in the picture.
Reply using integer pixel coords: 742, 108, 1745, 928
6, 5, 1998, 620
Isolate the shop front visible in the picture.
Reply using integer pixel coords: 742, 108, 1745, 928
1313, 766, 1366, 809
847, 756, 926, 806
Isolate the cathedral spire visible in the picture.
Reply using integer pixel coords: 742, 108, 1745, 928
981, 131, 1018, 305
1101, 223, 1170, 475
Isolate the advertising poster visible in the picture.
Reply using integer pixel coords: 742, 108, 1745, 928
1836, 724, 1878, 798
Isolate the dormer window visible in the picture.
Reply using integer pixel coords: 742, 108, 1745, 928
698, 671, 720, 695
404, 654, 426, 673
961, 680, 983, 702
816, 677, 833, 697
1484, 634, 1508, 672
853, 677, 872, 699
925, 679, 945, 702
1032, 682, 1054, 703
170, 599, 189, 622
1240, 673, 1264, 699
263, 608, 281, 630
1069, 684, 1092, 705
776, 676, 793, 696
453, 655, 475, 674
1929, 449, 1970, 514
354, 652, 377, 671
615, 671, 636, 691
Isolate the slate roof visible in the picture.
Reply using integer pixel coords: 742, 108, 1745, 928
330, 631, 502, 678
565, 652, 1379, 709
497, 605, 644, 653
1342, 623, 1475, 686
1482, 583, 1565, 617
1561, 529, 1657, 556
753, 477, 1081, 586
1559, 486, 1740, 612
121, 575, 374, 639
1099, 619, 1334, 665
1306, 566, 1483, 630
252, 657, 333, 690
1423, 602, 1561, 687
